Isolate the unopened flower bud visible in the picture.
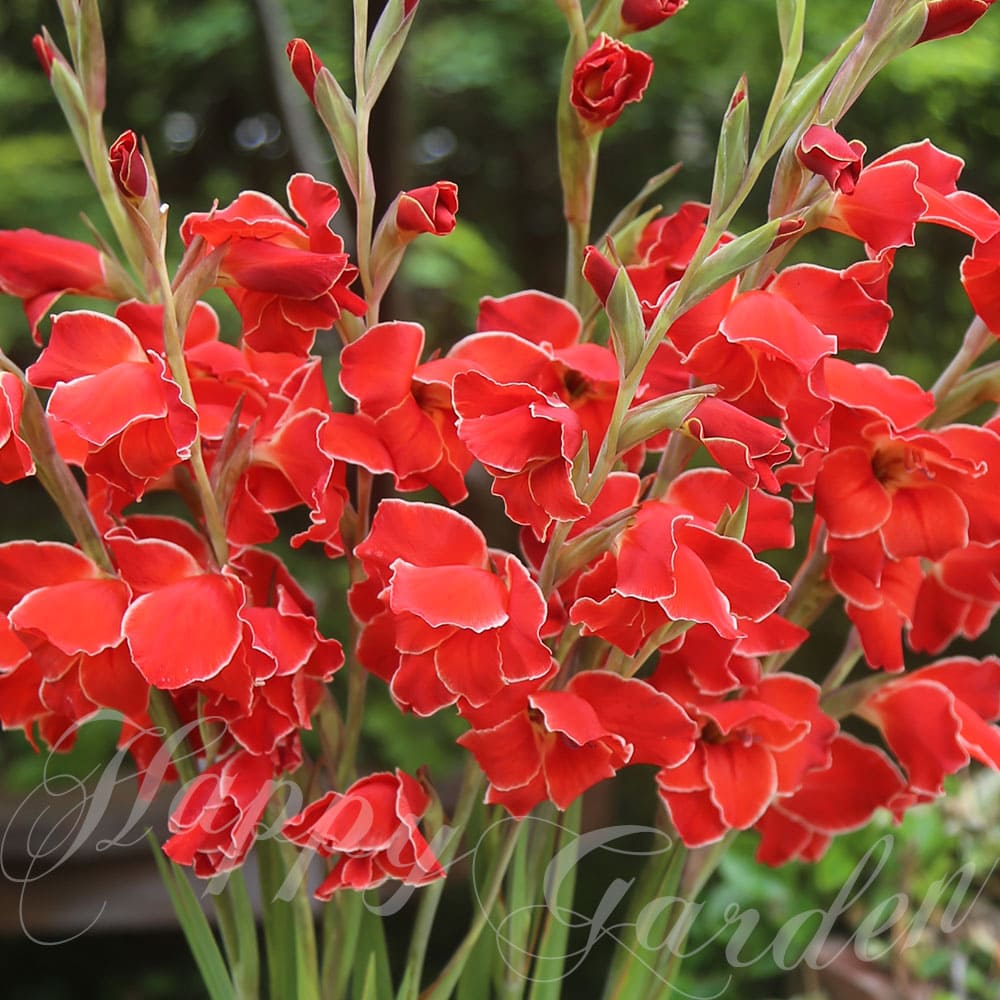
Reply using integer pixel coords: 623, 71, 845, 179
397, 182, 458, 237
108, 130, 149, 202
286, 38, 324, 104
621, 0, 687, 32
796, 124, 865, 195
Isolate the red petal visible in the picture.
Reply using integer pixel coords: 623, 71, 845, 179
124, 575, 244, 687
387, 562, 509, 631
476, 290, 581, 348
704, 741, 777, 828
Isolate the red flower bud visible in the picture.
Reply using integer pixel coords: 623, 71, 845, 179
108, 130, 148, 202
32, 34, 56, 78
397, 181, 459, 236
770, 217, 806, 250
621, 0, 687, 32
582, 245, 618, 305
796, 125, 866, 195
286, 37, 324, 103
570, 33, 654, 130
404, 0, 420, 15
917, 0, 993, 43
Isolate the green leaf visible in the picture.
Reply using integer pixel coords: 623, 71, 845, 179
776, 0, 806, 64
527, 799, 582, 1000
148, 834, 237, 1000
351, 899, 395, 1000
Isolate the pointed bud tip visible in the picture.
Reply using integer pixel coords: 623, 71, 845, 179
32, 34, 56, 78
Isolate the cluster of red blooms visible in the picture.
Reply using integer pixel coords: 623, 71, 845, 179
1, 0, 1000, 894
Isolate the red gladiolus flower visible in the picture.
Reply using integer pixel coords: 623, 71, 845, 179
454, 369, 589, 540
181, 173, 366, 354
396, 182, 459, 237
672, 289, 837, 451
797, 125, 866, 194
918, 0, 994, 44
459, 291, 623, 468
0, 373, 33, 484
111, 522, 342, 766
0, 229, 115, 336
460, 673, 695, 817
825, 141, 1000, 255
683, 398, 792, 492
109, 130, 149, 202
163, 751, 275, 877
768, 255, 895, 353
621, 0, 687, 32
910, 541, 1000, 653
0, 541, 146, 748
350, 500, 555, 716
569, 500, 789, 655
754, 735, 906, 866
339, 321, 472, 503
27, 310, 198, 505
283, 770, 444, 895
652, 672, 837, 848
860, 656, 1000, 797
570, 33, 654, 130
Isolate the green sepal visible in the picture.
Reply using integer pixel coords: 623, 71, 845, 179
76, 0, 106, 113
715, 487, 750, 542
617, 385, 716, 455
570, 433, 590, 499
673, 218, 782, 317
553, 509, 637, 585
607, 204, 662, 269
709, 76, 750, 222
48, 58, 90, 169
605, 264, 646, 373
365, 0, 419, 107
313, 68, 361, 196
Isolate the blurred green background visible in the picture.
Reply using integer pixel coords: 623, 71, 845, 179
1, 1, 999, 997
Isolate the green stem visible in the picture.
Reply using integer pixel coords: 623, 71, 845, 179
930, 315, 994, 407
821, 627, 863, 693
419, 819, 527, 1000
651, 834, 736, 991
152, 254, 229, 566
211, 874, 261, 1000
537, 521, 574, 598
555, 0, 599, 312
352, 0, 377, 323
602, 829, 687, 1000
396, 763, 487, 1000
525, 798, 583, 999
